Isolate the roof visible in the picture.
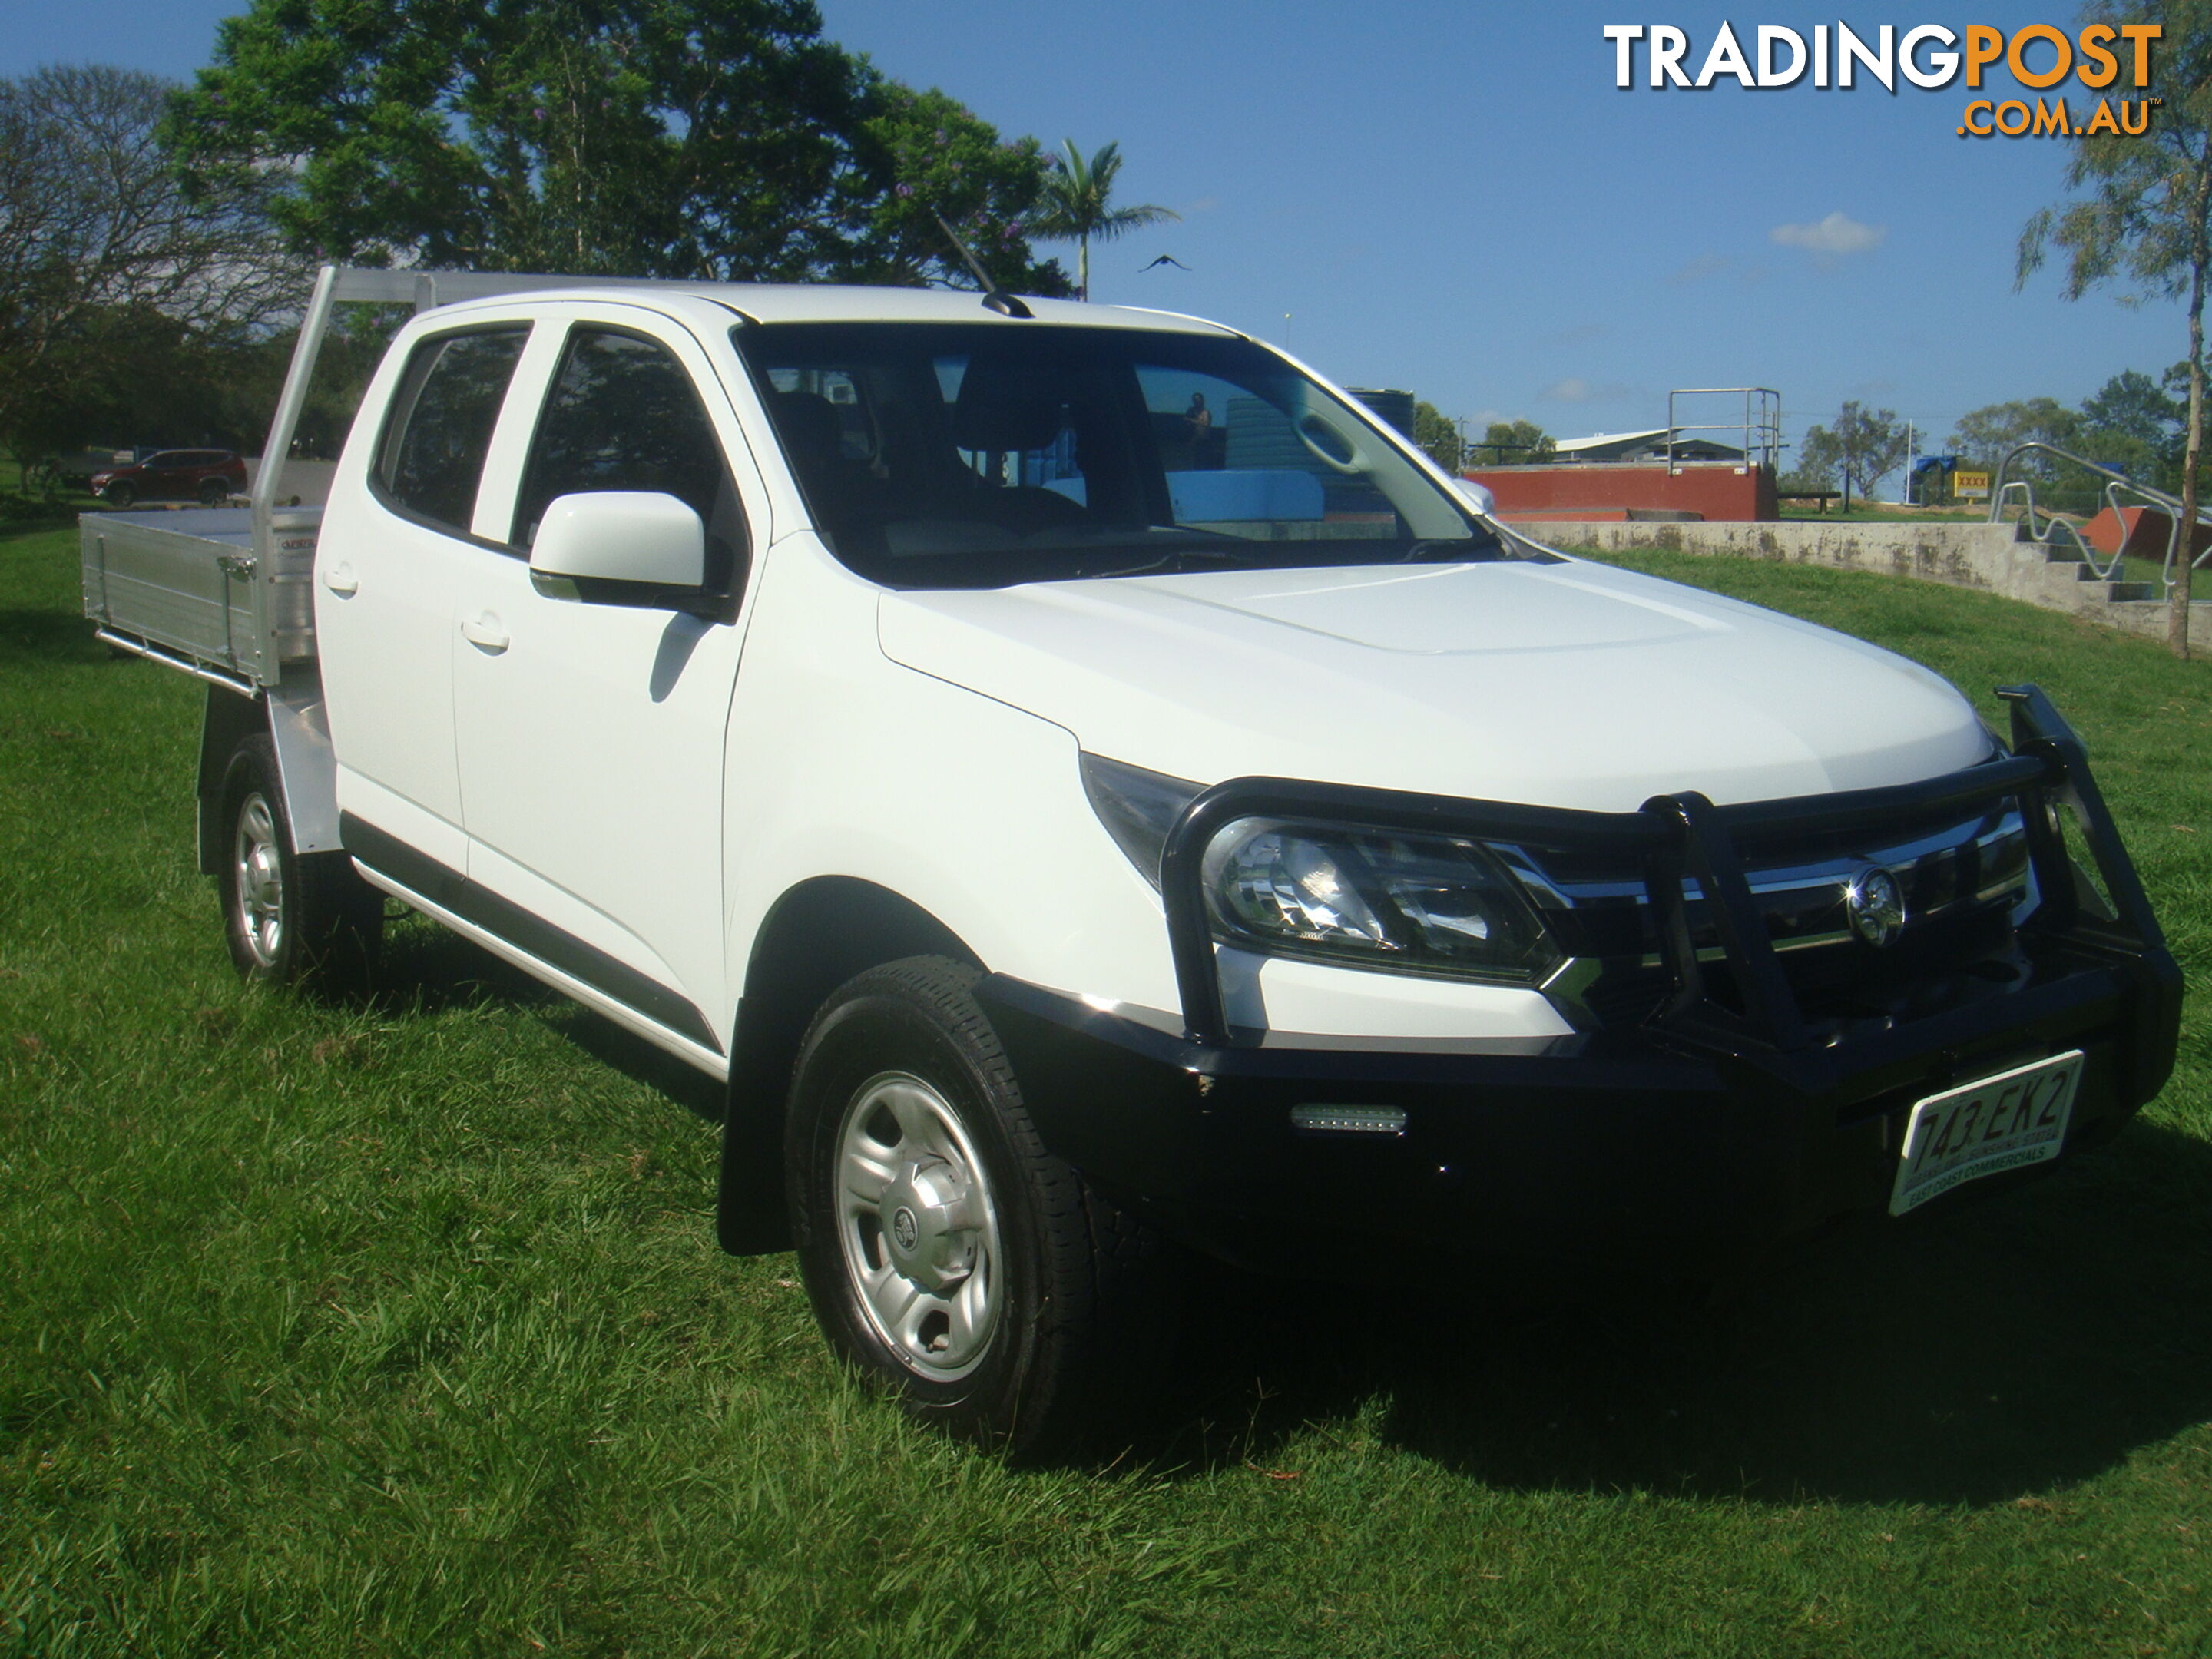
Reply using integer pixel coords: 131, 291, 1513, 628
1552, 429, 1672, 455
1551, 427, 1747, 462
417, 274, 1237, 335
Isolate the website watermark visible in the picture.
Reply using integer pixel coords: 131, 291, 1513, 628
1601, 22, 2161, 137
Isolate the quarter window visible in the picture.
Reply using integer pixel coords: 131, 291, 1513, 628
376, 326, 531, 535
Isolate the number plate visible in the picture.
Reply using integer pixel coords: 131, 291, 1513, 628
1888, 1051, 2084, 1217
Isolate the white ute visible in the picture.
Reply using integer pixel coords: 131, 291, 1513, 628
81, 267, 2179, 1456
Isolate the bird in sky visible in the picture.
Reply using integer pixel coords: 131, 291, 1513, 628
1140, 254, 1190, 272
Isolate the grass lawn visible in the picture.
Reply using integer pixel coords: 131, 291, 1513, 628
5, 523, 2211, 1657
1, 460, 100, 522
1775, 506, 1988, 523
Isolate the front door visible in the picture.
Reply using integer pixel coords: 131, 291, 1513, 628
449, 306, 761, 1054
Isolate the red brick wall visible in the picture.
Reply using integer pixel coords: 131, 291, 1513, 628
1466, 462, 1777, 522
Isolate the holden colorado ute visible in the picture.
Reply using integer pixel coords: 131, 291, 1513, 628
78, 267, 2181, 1455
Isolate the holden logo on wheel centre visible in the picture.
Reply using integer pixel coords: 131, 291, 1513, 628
891, 1207, 920, 1253
1846, 866, 1907, 947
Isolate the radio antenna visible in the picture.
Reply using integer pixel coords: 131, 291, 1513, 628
932, 210, 1033, 319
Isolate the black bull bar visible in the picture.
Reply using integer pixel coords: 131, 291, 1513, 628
1154, 684, 2178, 1069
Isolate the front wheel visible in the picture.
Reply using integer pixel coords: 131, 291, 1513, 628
787, 956, 1178, 1459
102, 480, 136, 508
218, 735, 382, 990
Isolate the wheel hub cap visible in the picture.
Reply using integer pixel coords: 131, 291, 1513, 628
877, 1157, 978, 1293
833, 1071, 1003, 1380
232, 793, 283, 969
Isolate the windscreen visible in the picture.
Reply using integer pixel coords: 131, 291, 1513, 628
737, 322, 1529, 588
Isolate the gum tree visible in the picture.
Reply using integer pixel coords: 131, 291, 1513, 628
0, 65, 293, 470
1800, 402, 1909, 510
2019, 0, 2212, 657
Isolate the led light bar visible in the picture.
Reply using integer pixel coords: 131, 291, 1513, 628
1290, 1104, 1409, 1136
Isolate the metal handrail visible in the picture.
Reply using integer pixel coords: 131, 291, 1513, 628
1987, 440, 2212, 593
1664, 387, 1782, 476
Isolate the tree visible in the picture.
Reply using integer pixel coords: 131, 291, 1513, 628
1947, 397, 2082, 469
1029, 140, 1178, 301
840, 85, 1069, 294
2078, 367, 2185, 486
1800, 402, 1909, 508
1475, 418, 1555, 465
2084, 367, 2184, 442
0, 65, 295, 470
1778, 454, 1837, 494
1412, 402, 1462, 471
2018, 0, 2212, 657
165, 0, 1063, 291
13, 309, 261, 462
1947, 396, 2086, 505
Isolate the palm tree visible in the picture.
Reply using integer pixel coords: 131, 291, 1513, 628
1031, 140, 1179, 302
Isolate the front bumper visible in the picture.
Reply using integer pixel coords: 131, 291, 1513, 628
979, 686, 2181, 1271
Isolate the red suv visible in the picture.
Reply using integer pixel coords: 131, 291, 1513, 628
89, 449, 249, 508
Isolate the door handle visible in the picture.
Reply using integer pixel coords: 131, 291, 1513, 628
462, 614, 510, 654
323, 561, 359, 596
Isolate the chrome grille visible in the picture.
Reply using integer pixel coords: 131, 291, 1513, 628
1498, 805, 2035, 1026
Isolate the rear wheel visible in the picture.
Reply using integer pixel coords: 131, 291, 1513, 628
787, 956, 1178, 1459
197, 478, 229, 505
218, 735, 382, 990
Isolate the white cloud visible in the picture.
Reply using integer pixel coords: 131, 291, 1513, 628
1670, 254, 1730, 285
1770, 212, 1888, 257
1543, 378, 1633, 403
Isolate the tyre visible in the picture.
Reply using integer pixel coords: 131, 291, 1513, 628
198, 478, 229, 505
218, 734, 382, 991
103, 480, 136, 508
786, 956, 1177, 1459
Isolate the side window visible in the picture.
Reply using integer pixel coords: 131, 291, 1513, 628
376, 326, 531, 535
512, 327, 747, 594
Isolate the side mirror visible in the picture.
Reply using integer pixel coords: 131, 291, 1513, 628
530, 492, 705, 592
1452, 478, 1498, 518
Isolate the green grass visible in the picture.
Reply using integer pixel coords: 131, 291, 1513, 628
1776, 505, 1986, 523
0, 465, 98, 523
5, 525, 2212, 1656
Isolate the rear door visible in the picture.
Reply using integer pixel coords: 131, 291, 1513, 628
318, 321, 534, 869
449, 304, 763, 1054
142, 452, 194, 499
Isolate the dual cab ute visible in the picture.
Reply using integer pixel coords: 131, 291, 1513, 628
81, 267, 2180, 1455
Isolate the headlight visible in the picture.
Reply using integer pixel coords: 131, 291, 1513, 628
1200, 816, 1561, 985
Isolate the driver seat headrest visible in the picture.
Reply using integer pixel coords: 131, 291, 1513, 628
952, 353, 1066, 454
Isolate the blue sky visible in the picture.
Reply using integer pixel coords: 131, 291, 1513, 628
6, 2, 2188, 461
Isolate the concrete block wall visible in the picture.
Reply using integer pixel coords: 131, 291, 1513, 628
1525, 516, 2212, 653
